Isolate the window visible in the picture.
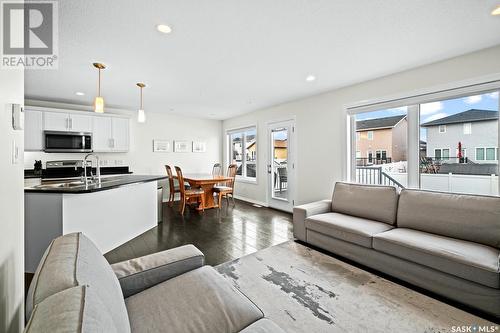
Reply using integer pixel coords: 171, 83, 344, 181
463, 122, 472, 134
486, 148, 496, 161
356, 132, 360, 140
434, 149, 441, 160
228, 127, 257, 180
476, 148, 485, 161
349, 89, 499, 196
420, 92, 498, 195
354, 107, 408, 186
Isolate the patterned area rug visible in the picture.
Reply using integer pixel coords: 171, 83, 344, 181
215, 241, 496, 333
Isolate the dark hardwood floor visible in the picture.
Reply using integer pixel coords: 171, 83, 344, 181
105, 199, 294, 266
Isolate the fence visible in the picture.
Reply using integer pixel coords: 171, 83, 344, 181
356, 167, 499, 196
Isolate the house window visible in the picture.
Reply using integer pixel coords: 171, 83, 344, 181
463, 122, 472, 135
486, 148, 496, 161
439, 125, 446, 133
442, 149, 450, 160
476, 148, 485, 161
367, 131, 374, 140
228, 127, 257, 180
434, 149, 442, 160
356, 132, 360, 140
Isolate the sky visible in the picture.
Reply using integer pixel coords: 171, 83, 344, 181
355, 91, 499, 141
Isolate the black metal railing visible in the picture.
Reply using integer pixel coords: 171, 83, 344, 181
356, 157, 392, 167
356, 166, 405, 191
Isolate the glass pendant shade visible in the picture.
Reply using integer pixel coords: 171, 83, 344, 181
137, 109, 146, 123
94, 96, 104, 113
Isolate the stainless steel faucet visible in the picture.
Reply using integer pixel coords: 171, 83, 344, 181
83, 154, 101, 185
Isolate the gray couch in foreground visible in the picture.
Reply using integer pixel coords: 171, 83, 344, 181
293, 182, 500, 317
24, 233, 285, 333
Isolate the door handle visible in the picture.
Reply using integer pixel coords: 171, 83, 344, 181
267, 164, 271, 174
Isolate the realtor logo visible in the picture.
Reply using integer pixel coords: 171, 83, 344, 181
1, 0, 58, 69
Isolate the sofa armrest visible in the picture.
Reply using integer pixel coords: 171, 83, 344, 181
110, 244, 204, 298
293, 200, 332, 241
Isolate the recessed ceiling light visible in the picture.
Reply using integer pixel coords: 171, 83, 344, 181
75, 92, 85, 96
492, 5, 500, 15
157, 24, 172, 34
305, 75, 316, 82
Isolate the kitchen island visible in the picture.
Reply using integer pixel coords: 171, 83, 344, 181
25, 175, 166, 272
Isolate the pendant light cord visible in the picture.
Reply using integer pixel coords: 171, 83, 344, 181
98, 68, 101, 96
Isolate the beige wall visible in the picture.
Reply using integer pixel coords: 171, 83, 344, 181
356, 129, 393, 160
0, 69, 24, 332
222, 45, 500, 206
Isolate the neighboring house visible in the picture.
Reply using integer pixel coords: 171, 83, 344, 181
356, 115, 407, 164
421, 109, 498, 164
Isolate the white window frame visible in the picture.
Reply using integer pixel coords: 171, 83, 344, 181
345, 76, 500, 194
476, 147, 498, 161
439, 125, 447, 133
463, 122, 472, 135
226, 126, 258, 183
486, 147, 497, 161
367, 131, 374, 140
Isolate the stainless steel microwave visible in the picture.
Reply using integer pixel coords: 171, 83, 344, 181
44, 131, 93, 153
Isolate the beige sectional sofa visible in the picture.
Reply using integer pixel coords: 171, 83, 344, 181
293, 182, 500, 317
24, 233, 285, 333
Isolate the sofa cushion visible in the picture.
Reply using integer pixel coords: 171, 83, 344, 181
125, 266, 263, 333
331, 182, 398, 225
373, 228, 500, 288
26, 233, 130, 332
25, 285, 117, 333
397, 189, 500, 248
305, 213, 394, 248
239, 318, 286, 333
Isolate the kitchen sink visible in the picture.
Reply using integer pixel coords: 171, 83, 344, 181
33, 181, 86, 189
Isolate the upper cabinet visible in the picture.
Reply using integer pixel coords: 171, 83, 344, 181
92, 116, 129, 152
24, 109, 44, 151
24, 108, 130, 153
43, 111, 92, 132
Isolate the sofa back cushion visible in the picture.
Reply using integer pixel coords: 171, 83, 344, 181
331, 182, 399, 225
397, 189, 500, 248
26, 233, 130, 332
25, 285, 117, 333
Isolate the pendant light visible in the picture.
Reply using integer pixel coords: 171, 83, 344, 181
93, 63, 106, 113
137, 83, 146, 123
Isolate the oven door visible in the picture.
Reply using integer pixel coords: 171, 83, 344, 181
44, 131, 93, 152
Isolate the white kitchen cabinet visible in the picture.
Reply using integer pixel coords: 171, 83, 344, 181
111, 117, 129, 152
24, 110, 44, 151
68, 114, 92, 132
43, 111, 92, 132
92, 116, 113, 152
92, 116, 129, 152
44, 111, 69, 131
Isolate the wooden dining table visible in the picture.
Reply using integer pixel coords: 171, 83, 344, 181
175, 174, 232, 210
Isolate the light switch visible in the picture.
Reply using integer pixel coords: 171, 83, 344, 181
12, 140, 19, 164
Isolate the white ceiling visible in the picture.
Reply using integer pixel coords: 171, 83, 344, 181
25, 0, 500, 120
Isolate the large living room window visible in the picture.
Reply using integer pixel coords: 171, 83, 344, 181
348, 87, 500, 196
228, 127, 257, 181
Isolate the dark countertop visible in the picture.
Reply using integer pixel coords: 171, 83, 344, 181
25, 175, 167, 194
25, 166, 132, 179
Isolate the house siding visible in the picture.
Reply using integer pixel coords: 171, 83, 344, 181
425, 120, 498, 163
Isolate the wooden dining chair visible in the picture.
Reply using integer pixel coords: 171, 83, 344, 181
165, 165, 191, 207
214, 164, 237, 209
212, 163, 223, 177
174, 166, 205, 215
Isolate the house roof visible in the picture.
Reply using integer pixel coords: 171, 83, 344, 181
356, 115, 406, 131
421, 109, 498, 127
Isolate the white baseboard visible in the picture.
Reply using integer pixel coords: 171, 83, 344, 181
233, 195, 268, 207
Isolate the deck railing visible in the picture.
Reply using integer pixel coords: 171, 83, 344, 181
356, 157, 392, 167
356, 166, 405, 191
